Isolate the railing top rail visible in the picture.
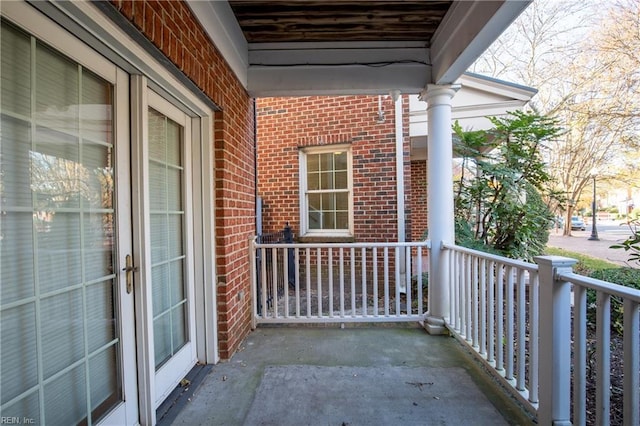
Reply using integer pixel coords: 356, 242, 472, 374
442, 242, 539, 273
253, 240, 431, 249
558, 271, 640, 302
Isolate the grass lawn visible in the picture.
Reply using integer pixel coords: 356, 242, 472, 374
543, 246, 621, 272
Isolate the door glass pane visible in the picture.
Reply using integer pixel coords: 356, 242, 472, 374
0, 22, 120, 424
148, 107, 188, 369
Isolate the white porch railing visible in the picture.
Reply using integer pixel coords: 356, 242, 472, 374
443, 243, 640, 425
249, 237, 639, 424
250, 239, 430, 326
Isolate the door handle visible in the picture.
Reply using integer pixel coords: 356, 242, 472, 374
122, 254, 138, 294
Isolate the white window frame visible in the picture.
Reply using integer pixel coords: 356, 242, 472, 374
299, 144, 354, 237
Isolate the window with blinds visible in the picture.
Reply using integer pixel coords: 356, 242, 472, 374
0, 21, 121, 424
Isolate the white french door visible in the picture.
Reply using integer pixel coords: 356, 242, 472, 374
132, 84, 198, 414
0, 17, 138, 425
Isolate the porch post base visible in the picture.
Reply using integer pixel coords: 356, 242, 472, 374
423, 316, 447, 335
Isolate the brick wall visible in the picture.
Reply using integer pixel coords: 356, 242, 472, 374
110, 0, 255, 359
410, 160, 428, 241
256, 95, 412, 243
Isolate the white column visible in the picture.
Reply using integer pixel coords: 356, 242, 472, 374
393, 90, 407, 292
535, 255, 576, 426
420, 84, 459, 334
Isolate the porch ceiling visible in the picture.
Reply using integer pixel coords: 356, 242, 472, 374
188, 0, 531, 97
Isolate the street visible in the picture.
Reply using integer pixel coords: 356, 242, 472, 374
547, 220, 639, 268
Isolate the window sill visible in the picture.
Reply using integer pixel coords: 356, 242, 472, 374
298, 235, 356, 244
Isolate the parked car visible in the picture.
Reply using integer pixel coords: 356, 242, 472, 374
571, 216, 586, 231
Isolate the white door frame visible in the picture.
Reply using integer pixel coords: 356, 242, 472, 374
0, 3, 140, 424
3, 2, 219, 424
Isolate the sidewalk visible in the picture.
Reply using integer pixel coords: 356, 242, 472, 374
546, 228, 637, 268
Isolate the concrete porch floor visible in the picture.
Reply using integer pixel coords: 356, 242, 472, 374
163, 324, 535, 426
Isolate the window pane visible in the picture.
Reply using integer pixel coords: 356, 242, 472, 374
335, 170, 348, 189
321, 193, 335, 210
336, 211, 349, 229
1, 212, 35, 304
152, 263, 171, 316
41, 290, 85, 379
89, 347, 120, 422
36, 44, 78, 135
44, 364, 87, 425
154, 313, 172, 367
307, 154, 319, 172
166, 120, 181, 166
81, 71, 112, 144
150, 214, 168, 263
38, 212, 82, 294
168, 214, 183, 258
1, 116, 32, 207
167, 167, 182, 211
86, 280, 116, 352
308, 193, 321, 229
320, 171, 334, 190
171, 305, 187, 351
170, 260, 185, 304
84, 213, 114, 282
334, 151, 347, 170
82, 143, 113, 209
150, 162, 168, 210
335, 192, 348, 210
1, 304, 38, 404
320, 153, 332, 171
1, 24, 31, 116
324, 211, 335, 229
307, 171, 319, 190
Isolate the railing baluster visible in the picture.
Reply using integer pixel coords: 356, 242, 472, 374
283, 246, 289, 319
496, 263, 504, 374
623, 299, 639, 426
373, 248, 379, 317
384, 247, 389, 317
294, 248, 300, 318
479, 258, 487, 357
516, 268, 526, 391
596, 292, 611, 426
339, 248, 345, 318
574, 284, 587, 426
316, 247, 322, 318
405, 246, 411, 316
472, 256, 479, 349
529, 272, 539, 405
395, 246, 401, 317
487, 260, 495, 365
261, 247, 268, 318
328, 247, 334, 318
465, 254, 472, 342
350, 247, 356, 317
454, 252, 464, 333
417, 245, 423, 317
505, 265, 515, 383
305, 248, 311, 318
272, 247, 278, 318
361, 247, 367, 317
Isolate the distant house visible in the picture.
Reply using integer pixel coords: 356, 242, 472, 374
256, 73, 538, 245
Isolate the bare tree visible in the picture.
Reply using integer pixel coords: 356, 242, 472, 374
471, 0, 639, 235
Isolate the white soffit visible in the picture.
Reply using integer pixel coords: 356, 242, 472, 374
188, 0, 531, 97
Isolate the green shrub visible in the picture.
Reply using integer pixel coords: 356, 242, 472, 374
586, 268, 640, 335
